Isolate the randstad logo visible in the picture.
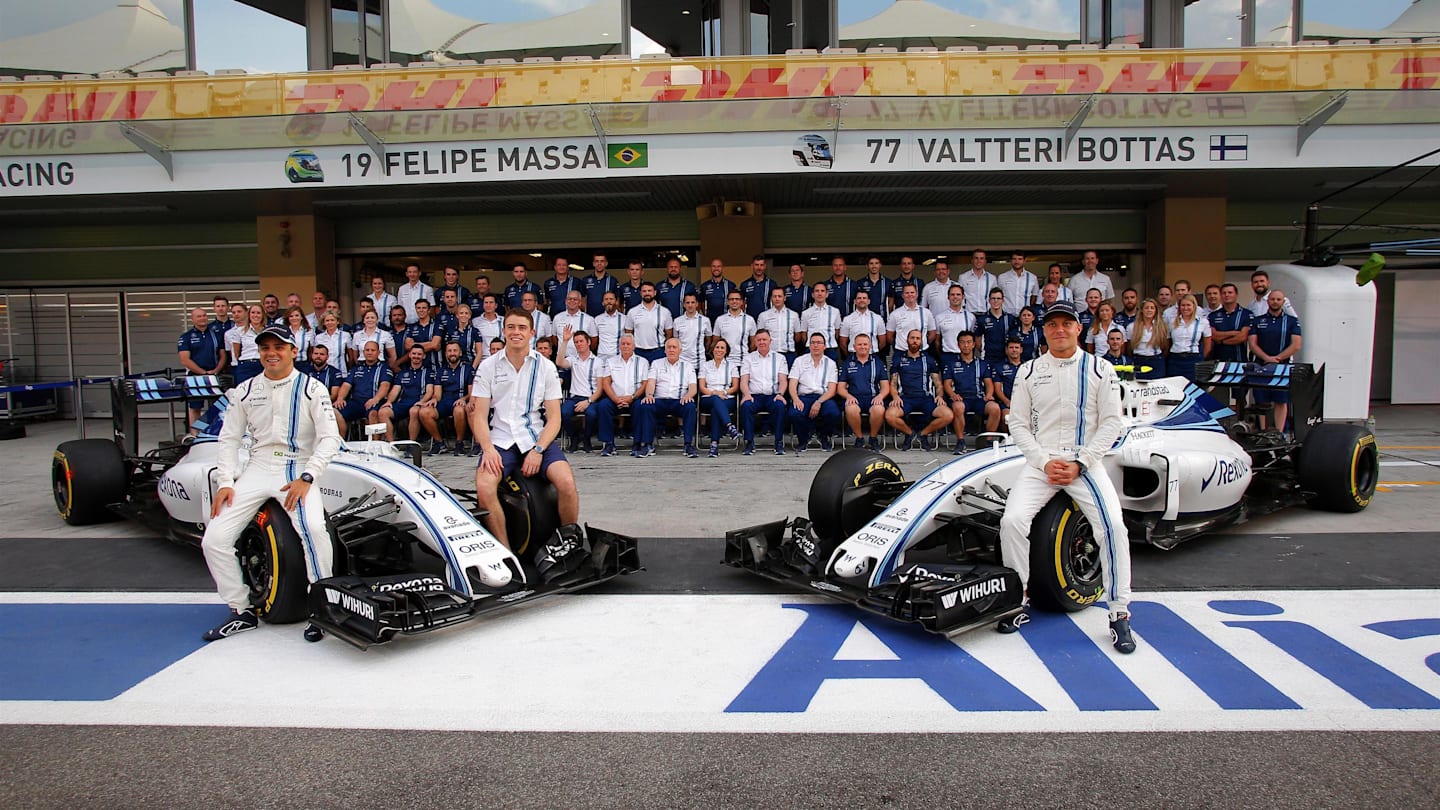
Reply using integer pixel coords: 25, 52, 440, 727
608, 143, 648, 168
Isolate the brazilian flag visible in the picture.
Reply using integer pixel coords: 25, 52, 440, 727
608, 143, 648, 169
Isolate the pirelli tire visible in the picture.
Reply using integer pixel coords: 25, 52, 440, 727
1294, 423, 1379, 513
1027, 493, 1106, 613
237, 500, 311, 624
500, 473, 560, 559
52, 439, 127, 525
807, 448, 906, 543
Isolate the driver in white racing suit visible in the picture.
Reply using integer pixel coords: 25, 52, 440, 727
997, 300, 1136, 653
200, 324, 342, 642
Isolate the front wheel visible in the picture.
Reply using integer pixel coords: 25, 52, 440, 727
53, 439, 127, 525
807, 448, 905, 543
1027, 493, 1106, 613
499, 473, 560, 558
237, 500, 311, 624
1294, 423, 1379, 513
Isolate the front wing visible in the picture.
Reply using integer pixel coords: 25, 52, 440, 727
725, 518, 1022, 638
308, 525, 641, 649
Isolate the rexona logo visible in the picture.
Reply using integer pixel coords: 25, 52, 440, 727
608, 143, 648, 168
941, 578, 1007, 609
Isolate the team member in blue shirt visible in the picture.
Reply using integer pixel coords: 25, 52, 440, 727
544, 256, 583, 316
989, 338, 1025, 427
699, 258, 738, 321
1010, 306, 1043, 362
178, 306, 227, 430
656, 258, 699, 318
618, 259, 647, 313
825, 256, 857, 318
584, 252, 620, 316
1100, 329, 1133, 367
838, 333, 889, 451
334, 339, 394, 438
942, 331, 999, 452
208, 297, 235, 373
740, 255, 778, 320
434, 266, 471, 314
1248, 288, 1303, 434
782, 263, 812, 315
381, 345, 440, 445
404, 299, 445, 369
302, 344, 342, 393
504, 264, 542, 314
1207, 282, 1253, 362
976, 289, 1015, 365
886, 329, 952, 451
424, 340, 474, 454
855, 257, 894, 319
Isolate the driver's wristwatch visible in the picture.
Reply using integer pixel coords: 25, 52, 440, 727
299, 472, 315, 484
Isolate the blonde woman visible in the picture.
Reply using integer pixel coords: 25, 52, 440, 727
1128, 298, 1170, 380
1167, 294, 1212, 381
314, 312, 349, 374
227, 304, 265, 386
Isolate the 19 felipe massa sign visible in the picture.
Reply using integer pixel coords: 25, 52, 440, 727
2, 124, 1438, 197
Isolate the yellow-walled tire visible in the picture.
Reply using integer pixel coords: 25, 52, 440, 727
1027, 493, 1106, 613
807, 448, 905, 543
1295, 423, 1379, 513
236, 500, 311, 624
500, 473, 560, 559
52, 439, 127, 526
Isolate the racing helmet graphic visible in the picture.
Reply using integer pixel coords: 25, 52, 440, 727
793, 134, 833, 169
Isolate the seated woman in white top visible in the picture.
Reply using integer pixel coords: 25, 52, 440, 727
697, 337, 742, 457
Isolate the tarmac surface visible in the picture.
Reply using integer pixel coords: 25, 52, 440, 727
2, 408, 1438, 807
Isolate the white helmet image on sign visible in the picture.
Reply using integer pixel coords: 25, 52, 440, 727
793, 134, 833, 169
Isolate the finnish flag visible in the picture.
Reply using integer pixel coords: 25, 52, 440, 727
1209, 134, 1248, 161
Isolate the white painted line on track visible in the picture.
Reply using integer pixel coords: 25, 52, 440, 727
3, 590, 1438, 734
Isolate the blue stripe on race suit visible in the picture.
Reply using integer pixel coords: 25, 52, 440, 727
875, 454, 1016, 586
1080, 469, 1118, 606
1076, 353, 1089, 449
287, 376, 301, 454
330, 457, 476, 596
524, 356, 540, 444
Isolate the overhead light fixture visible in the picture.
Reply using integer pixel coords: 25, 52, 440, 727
529, 252, 542, 257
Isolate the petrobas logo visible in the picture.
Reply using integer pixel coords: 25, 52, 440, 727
1201, 456, 1249, 492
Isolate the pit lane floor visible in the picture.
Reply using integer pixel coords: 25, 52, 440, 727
2, 409, 1437, 807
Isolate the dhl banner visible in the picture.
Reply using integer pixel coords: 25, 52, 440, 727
1, 46, 1438, 126
3, 123, 1438, 198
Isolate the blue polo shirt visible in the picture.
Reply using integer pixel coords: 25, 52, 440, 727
544, 276, 583, 315
504, 280, 543, 313
1251, 312, 1302, 359
944, 356, 989, 400
839, 355, 886, 402
583, 273, 619, 317
393, 364, 432, 404
436, 361, 474, 402
404, 319, 444, 366
657, 278, 698, 318
740, 277, 778, 320
616, 281, 647, 313
976, 311, 1014, 363
988, 361, 1021, 401
1010, 326, 1042, 362
177, 326, 222, 371
700, 278, 737, 320
855, 276, 894, 318
307, 363, 342, 392
825, 278, 858, 318
1208, 305, 1253, 362
782, 282, 811, 315
890, 275, 920, 311
345, 361, 394, 402
890, 352, 940, 398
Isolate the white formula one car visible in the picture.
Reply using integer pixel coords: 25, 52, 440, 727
726, 362, 1378, 636
51, 375, 639, 648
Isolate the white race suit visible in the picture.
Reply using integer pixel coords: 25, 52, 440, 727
998, 350, 1132, 617
201, 369, 343, 611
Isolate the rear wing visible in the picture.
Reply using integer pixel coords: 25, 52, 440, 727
110, 374, 232, 457
1193, 361, 1325, 441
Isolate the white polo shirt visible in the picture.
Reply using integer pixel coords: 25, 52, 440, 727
471, 350, 563, 453
699, 358, 738, 394
957, 269, 997, 314
1068, 271, 1115, 303
566, 353, 603, 399
627, 303, 672, 350
756, 306, 801, 348
603, 353, 649, 398
591, 311, 633, 357
1168, 316, 1212, 354
713, 311, 757, 360
396, 281, 435, 324
648, 358, 696, 400
800, 304, 840, 349
741, 350, 789, 397
672, 312, 711, 366
997, 269, 1040, 317
922, 278, 958, 318
789, 353, 838, 397
841, 309, 885, 351
226, 326, 260, 361
886, 304, 936, 341
551, 309, 595, 358
349, 327, 394, 358
936, 307, 978, 354
472, 314, 502, 358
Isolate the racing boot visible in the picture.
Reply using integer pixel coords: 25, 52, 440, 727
203, 609, 257, 642
1110, 612, 1137, 654
995, 605, 1031, 634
